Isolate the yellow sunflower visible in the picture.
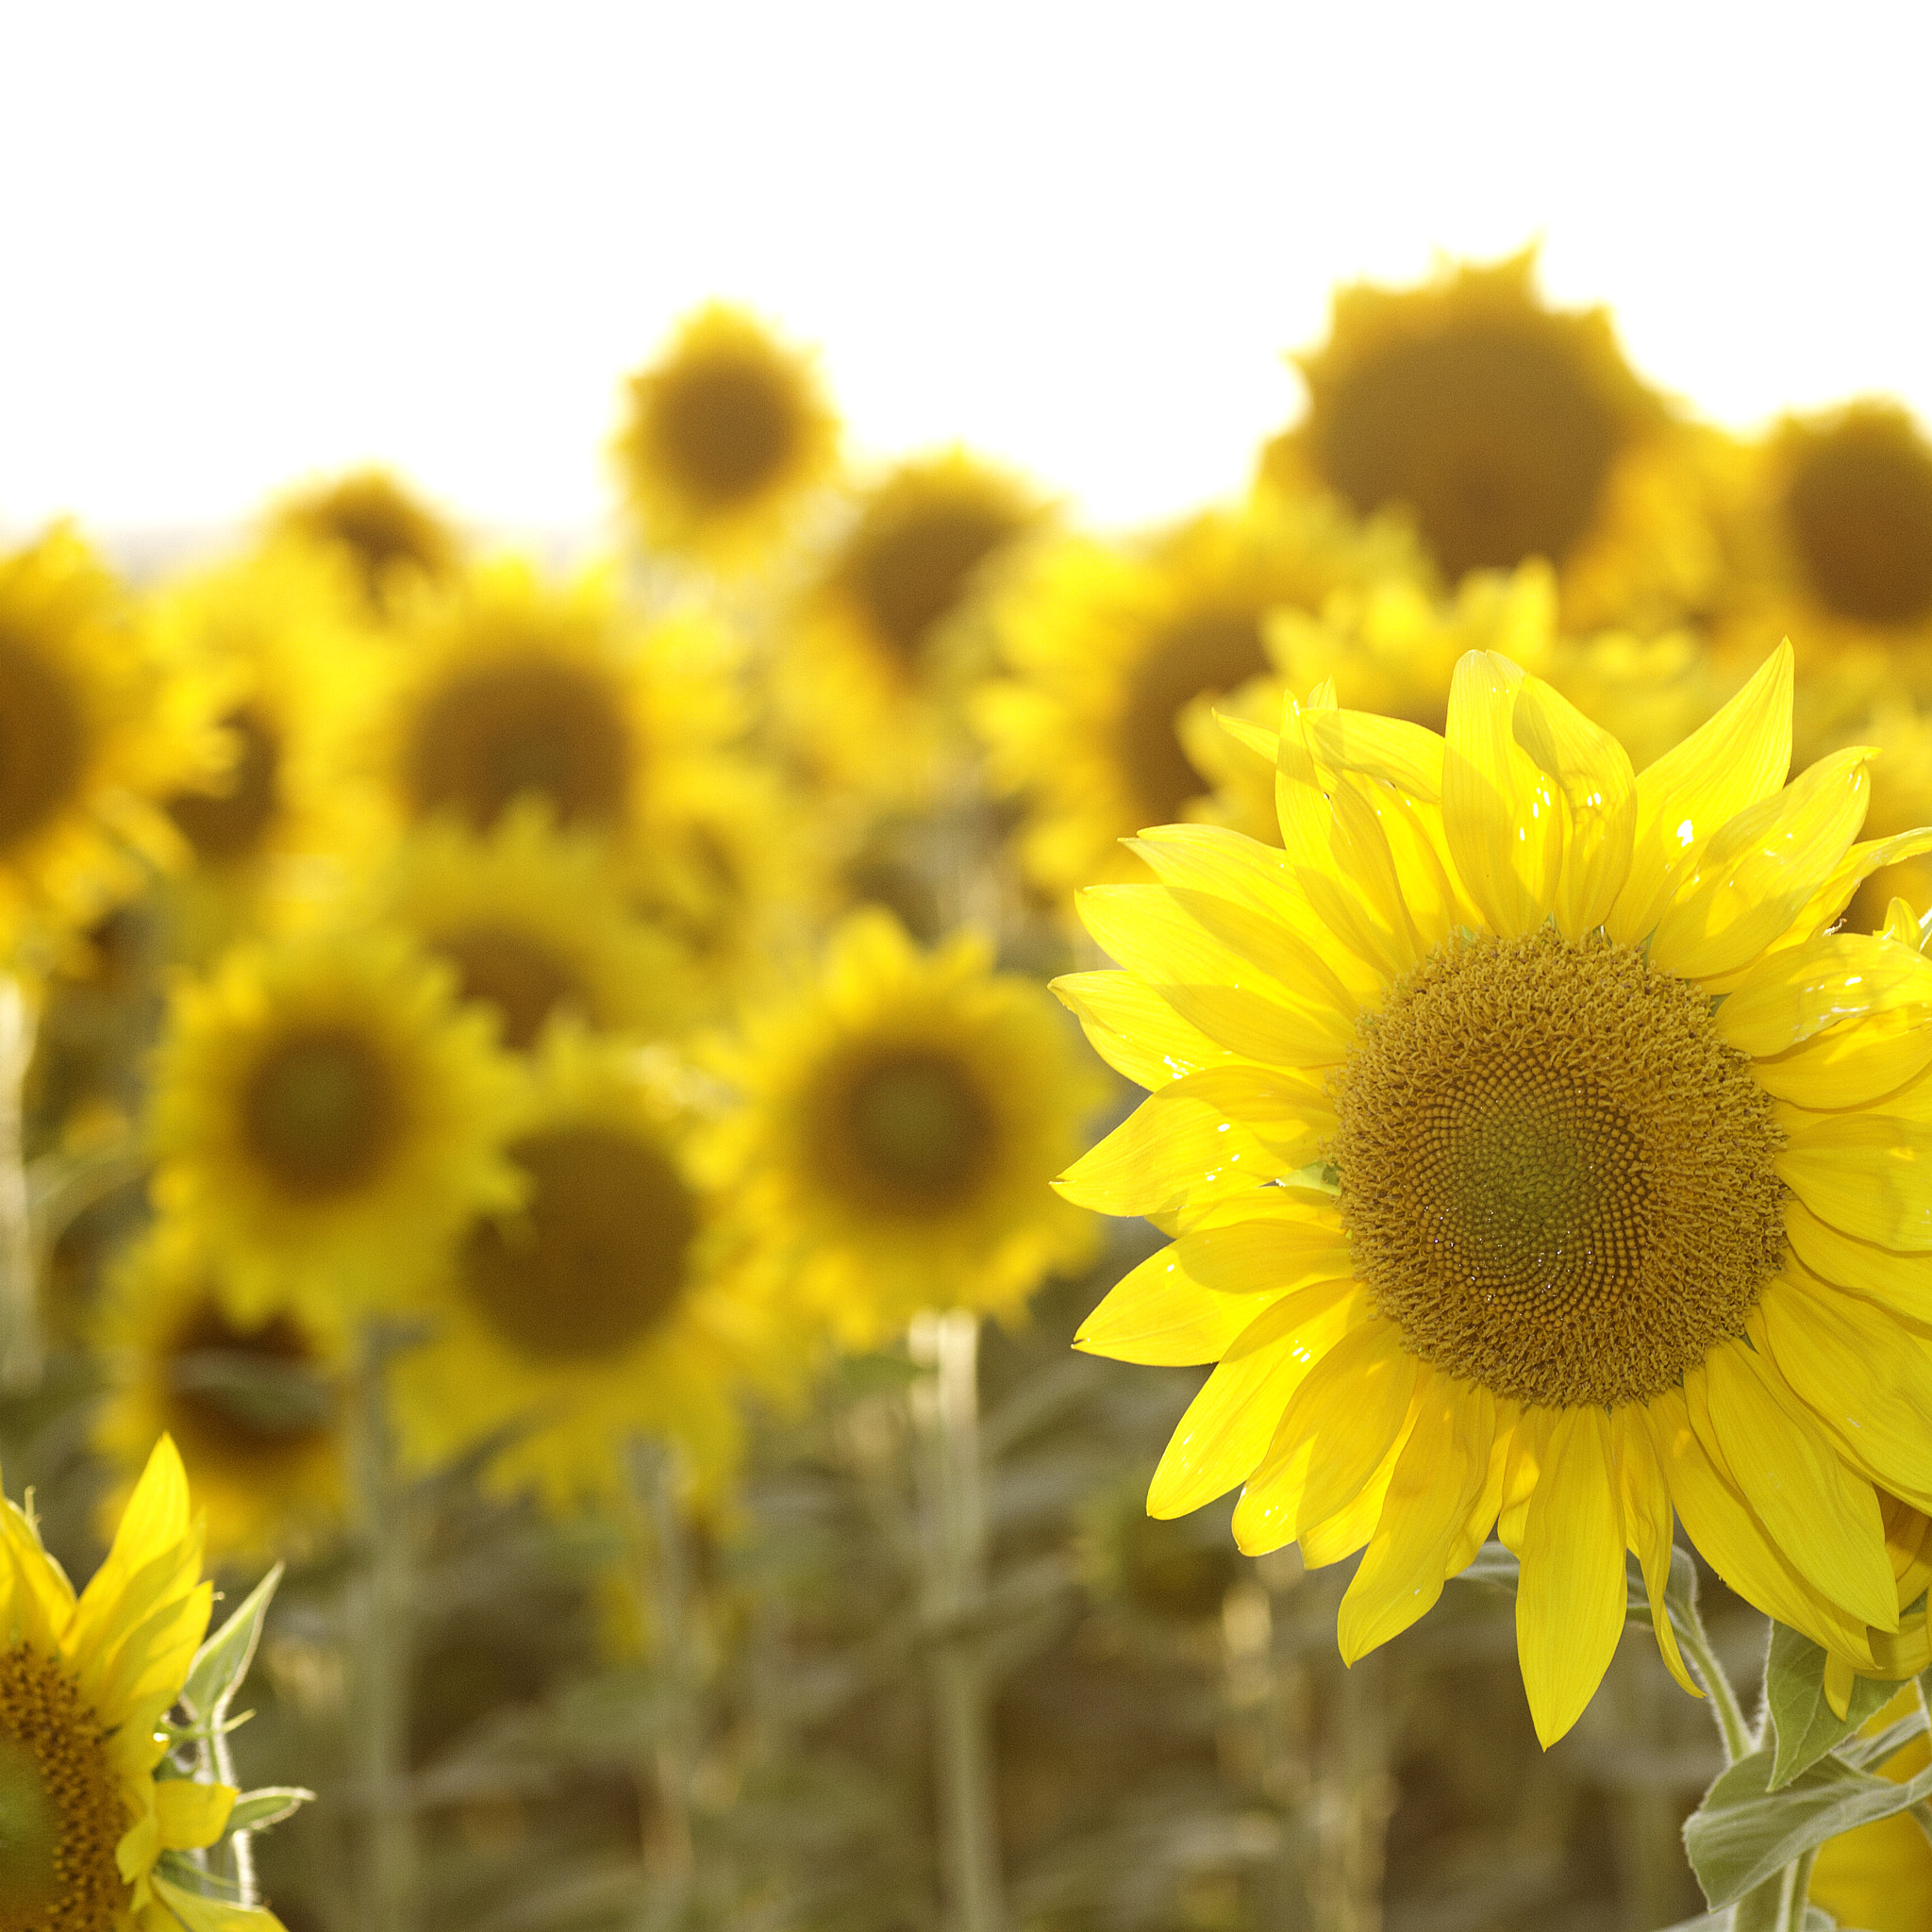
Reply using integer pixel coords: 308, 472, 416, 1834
973, 491, 1424, 896
392, 1026, 783, 1509
779, 451, 1045, 801
615, 302, 841, 571
1809, 1685, 1932, 1932
95, 1222, 345, 1560
0, 528, 223, 967
1260, 250, 1724, 634
1, 1435, 285, 1932
147, 927, 522, 1324
371, 558, 744, 851
705, 910, 1104, 1351
1058, 644, 1932, 1746
270, 467, 461, 620
364, 802, 693, 1050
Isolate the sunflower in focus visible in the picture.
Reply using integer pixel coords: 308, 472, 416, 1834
147, 928, 521, 1323
780, 452, 1044, 799
0, 528, 223, 966
1060, 645, 1932, 1745
393, 1027, 781, 1509
707, 910, 1103, 1350
95, 1222, 344, 1560
271, 467, 461, 620
372, 558, 743, 852
368, 802, 692, 1051
974, 491, 1423, 895
1261, 251, 1723, 633
616, 302, 840, 571
1, 1436, 285, 1932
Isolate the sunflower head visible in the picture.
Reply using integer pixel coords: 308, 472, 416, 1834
1266, 250, 1665, 582
616, 303, 840, 569
272, 468, 460, 617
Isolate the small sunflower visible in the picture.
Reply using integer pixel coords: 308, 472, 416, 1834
1059, 645, 1932, 1745
1, 1435, 285, 1932
0, 528, 223, 967
372, 558, 744, 850
615, 302, 841, 571
365, 802, 692, 1051
392, 1027, 781, 1509
95, 1222, 344, 1560
270, 467, 461, 619
780, 452, 1045, 800
706, 910, 1104, 1350
973, 491, 1424, 896
147, 927, 522, 1324
1261, 251, 1720, 632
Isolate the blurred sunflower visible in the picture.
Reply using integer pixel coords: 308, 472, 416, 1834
780, 452, 1044, 800
973, 491, 1423, 895
368, 802, 691, 1051
1060, 645, 1932, 1745
1809, 1683, 1932, 1932
0, 1436, 284, 1932
147, 928, 521, 1323
706, 910, 1103, 1350
615, 302, 840, 571
373, 558, 743, 850
95, 1221, 344, 1560
1260, 251, 1722, 633
271, 466, 461, 620
392, 1027, 781, 1509
0, 527, 223, 966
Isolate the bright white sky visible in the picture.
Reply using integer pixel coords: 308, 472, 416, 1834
4, 3, 1927, 555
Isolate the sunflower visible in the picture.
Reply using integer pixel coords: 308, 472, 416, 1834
147, 927, 522, 1324
779, 452, 1045, 800
706, 910, 1104, 1350
1808, 1686, 1932, 1932
1, 1436, 284, 1932
615, 302, 841, 571
371, 558, 744, 851
391, 1027, 781, 1509
1260, 251, 1723, 634
973, 491, 1424, 896
364, 802, 692, 1051
0, 528, 223, 968
270, 467, 461, 620
1058, 644, 1932, 1746
94, 1222, 344, 1560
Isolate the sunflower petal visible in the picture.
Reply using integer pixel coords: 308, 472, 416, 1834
155, 1777, 238, 1851
1056, 1090, 1288, 1218
1442, 651, 1557, 938
1784, 1199, 1932, 1323
1715, 933, 1932, 1058
1051, 970, 1236, 1088
1612, 1407, 1700, 1697
1510, 673, 1636, 940
1075, 1239, 1311, 1366
1776, 1110, 1932, 1252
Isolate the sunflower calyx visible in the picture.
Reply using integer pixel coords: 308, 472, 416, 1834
179, 1562, 283, 1725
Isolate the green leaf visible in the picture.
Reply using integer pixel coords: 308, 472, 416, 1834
225, 1786, 314, 1834
1684, 1743, 1932, 1907
180, 1563, 283, 1722
1765, 1624, 1899, 1790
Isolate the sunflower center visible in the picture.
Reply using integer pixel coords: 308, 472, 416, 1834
168, 1300, 334, 1467
1116, 608, 1271, 824
432, 924, 584, 1052
168, 705, 282, 862
0, 633, 86, 855
1786, 415, 1932, 627
0, 1645, 127, 1932
815, 1047, 995, 1216
406, 658, 632, 832
460, 1125, 699, 1361
849, 504, 1025, 666
1328, 927, 1786, 1408
1314, 322, 1618, 577
242, 1026, 399, 1198
291, 474, 455, 605
655, 357, 798, 505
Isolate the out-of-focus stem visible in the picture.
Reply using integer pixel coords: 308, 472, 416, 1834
1317, 1636, 1394, 1932
0, 976, 42, 1393
1677, 1602, 1754, 1765
912, 1309, 1006, 1932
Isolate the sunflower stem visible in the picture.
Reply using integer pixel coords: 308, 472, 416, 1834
353, 1323, 415, 1932
911, 1308, 1007, 1932
1676, 1597, 1753, 1764
0, 975, 42, 1394
209, 1681, 258, 1907
1732, 1843, 1818, 1932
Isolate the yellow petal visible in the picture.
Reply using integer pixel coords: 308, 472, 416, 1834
1298, 1423, 1411, 1569
151, 1874, 289, 1932
1146, 1283, 1366, 1518
1784, 1199, 1932, 1324
1162, 1065, 1335, 1164
1441, 650, 1558, 939
156, 1777, 238, 1851
1057, 1091, 1289, 1219
70, 1436, 192, 1666
1749, 1006, 1932, 1110
1758, 824, 1932, 961
1051, 970, 1236, 1089
1510, 673, 1637, 941
1442, 1401, 1518, 1577
1303, 705, 1447, 800
1777, 1111, 1932, 1252
1518, 1406, 1626, 1748
1612, 1407, 1700, 1698
1496, 1409, 1551, 1554
1715, 933, 1932, 1058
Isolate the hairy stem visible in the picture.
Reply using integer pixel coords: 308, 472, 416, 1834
1675, 1601, 1753, 1765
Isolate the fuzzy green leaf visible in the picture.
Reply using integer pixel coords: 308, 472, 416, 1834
1765, 1623, 1898, 1790
180, 1563, 283, 1722
225, 1786, 314, 1835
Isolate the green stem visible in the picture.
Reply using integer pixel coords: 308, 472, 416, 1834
0, 976, 42, 1394
1676, 1602, 1754, 1765
1732, 1843, 1818, 1932
912, 1309, 1006, 1932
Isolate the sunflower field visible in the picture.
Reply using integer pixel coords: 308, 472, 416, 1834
9, 241, 1932, 1932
